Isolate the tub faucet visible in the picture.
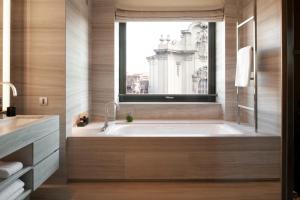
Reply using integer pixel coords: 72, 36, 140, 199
100, 101, 119, 132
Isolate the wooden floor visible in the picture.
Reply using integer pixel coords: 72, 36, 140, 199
31, 181, 281, 200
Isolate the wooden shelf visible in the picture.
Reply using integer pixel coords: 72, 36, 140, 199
0, 166, 32, 191
16, 189, 31, 200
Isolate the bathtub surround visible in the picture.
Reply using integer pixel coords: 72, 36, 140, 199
117, 103, 223, 120
66, 0, 91, 137
90, 0, 115, 120
68, 121, 280, 180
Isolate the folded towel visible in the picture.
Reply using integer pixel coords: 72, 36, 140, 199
7, 187, 24, 200
235, 46, 253, 87
0, 161, 23, 179
0, 179, 25, 200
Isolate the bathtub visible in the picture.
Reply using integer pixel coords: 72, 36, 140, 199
68, 120, 281, 181
72, 120, 277, 137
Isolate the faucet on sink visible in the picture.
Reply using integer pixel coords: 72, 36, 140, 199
100, 101, 119, 132
0, 82, 18, 115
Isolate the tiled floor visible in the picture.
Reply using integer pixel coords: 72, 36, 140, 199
31, 181, 281, 200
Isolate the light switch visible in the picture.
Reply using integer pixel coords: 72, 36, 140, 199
39, 97, 48, 106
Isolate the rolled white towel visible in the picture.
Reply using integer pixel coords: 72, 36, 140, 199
7, 187, 24, 200
0, 161, 23, 179
0, 179, 25, 200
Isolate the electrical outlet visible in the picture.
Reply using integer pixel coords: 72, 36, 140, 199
39, 97, 48, 106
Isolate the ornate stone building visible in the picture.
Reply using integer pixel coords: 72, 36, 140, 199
147, 22, 208, 94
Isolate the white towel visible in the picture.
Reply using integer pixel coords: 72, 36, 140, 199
0, 179, 25, 200
0, 161, 23, 178
235, 46, 253, 87
7, 187, 24, 200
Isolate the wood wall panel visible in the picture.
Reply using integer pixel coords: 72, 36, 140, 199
66, 0, 91, 137
222, 0, 238, 121
216, 22, 225, 118
117, 103, 223, 120
0, 0, 2, 83
31, 181, 281, 200
256, 0, 281, 135
10, 0, 66, 179
67, 136, 280, 180
237, 0, 282, 135
91, 0, 115, 120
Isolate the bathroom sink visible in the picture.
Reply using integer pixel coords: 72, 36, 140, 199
0, 115, 59, 159
0, 115, 45, 136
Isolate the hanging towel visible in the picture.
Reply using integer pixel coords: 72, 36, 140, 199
0, 161, 23, 179
235, 46, 253, 87
0, 179, 25, 200
7, 187, 24, 200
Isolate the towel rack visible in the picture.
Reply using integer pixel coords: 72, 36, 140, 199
236, 1, 258, 132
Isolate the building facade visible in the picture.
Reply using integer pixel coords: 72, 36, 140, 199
147, 22, 209, 94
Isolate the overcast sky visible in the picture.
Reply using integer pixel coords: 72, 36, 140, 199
126, 22, 191, 75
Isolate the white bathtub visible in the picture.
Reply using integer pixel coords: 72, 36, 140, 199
69, 120, 281, 180
72, 120, 277, 137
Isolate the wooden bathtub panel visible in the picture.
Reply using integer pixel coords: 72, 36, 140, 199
187, 151, 280, 179
125, 153, 189, 179
69, 137, 280, 151
68, 139, 125, 179
67, 137, 280, 180
122, 137, 280, 152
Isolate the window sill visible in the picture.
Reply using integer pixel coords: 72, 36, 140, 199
118, 102, 221, 105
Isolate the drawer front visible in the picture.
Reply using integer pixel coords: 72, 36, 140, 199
33, 131, 59, 165
33, 150, 59, 190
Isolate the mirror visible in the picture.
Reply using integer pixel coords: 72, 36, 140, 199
0, 0, 11, 111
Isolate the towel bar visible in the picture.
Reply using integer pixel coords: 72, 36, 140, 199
236, 0, 258, 132
238, 105, 254, 111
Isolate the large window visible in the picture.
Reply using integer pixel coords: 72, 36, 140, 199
119, 21, 216, 102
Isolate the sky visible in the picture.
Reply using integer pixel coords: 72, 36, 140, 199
126, 22, 191, 75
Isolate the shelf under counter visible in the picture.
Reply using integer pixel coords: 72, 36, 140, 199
0, 166, 32, 192
16, 189, 31, 200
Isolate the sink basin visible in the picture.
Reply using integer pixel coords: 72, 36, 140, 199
0, 115, 45, 136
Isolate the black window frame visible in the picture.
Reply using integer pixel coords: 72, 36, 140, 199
119, 22, 216, 102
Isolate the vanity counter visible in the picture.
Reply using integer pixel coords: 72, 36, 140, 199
0, 115, 59, 159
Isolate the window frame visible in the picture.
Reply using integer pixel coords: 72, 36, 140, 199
119, 22, 217, 102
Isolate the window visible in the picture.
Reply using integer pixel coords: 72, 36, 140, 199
119, 22, 216, 102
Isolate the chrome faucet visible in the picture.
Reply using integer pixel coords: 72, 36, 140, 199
0, 82, 18, 115
0, 82, 18, 97
100, 101, 119, 132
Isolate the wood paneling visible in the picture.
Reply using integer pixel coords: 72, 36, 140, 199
0, 0, 2, 82
215, 0, 238, 121
66, 0, 91, 137
67, 136, 280, 180
31, 181, 281, 200
117, 103, 223, 120
256, 0, 282, 135
91, 0, 115, 120
10, 0, 66, 179
216, 22, 225, 118
237, 0, 282, 135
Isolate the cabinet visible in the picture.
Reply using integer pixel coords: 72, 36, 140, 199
0, 115, 60, 199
